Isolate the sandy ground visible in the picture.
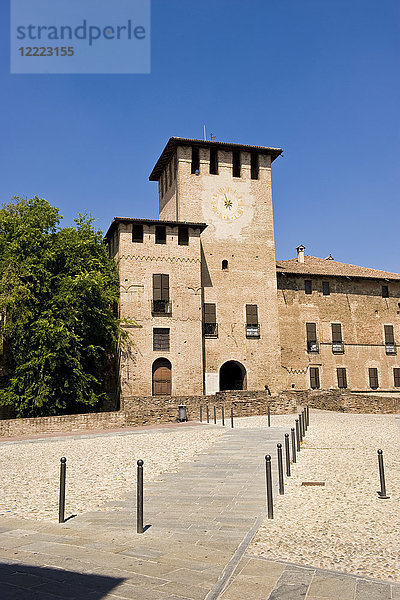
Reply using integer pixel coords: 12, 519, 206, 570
236, 411, 400, 582
0, 426, 222, 522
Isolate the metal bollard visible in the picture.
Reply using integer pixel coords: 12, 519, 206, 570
277, 444, 284, 495
137, 460, 144, 533
206, 405, 210, 423
213, 405, 217, 425
295, 419, 300, 451
285, 433, 291, 476
304, 408, 308, 431
377, 450, 390, 499
222, 406, 225, 426
291, 427, 296, 463
200, 405, 202, 423
230, 407, 234, 428
299, 415, 303, 441
265, 455, 274, 518
306, 405, 310, 427
59, 457, 66, 524
301, 411, 305, 437
267, 405, 271, 427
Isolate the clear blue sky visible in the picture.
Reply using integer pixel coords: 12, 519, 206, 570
1, 0, 399, 272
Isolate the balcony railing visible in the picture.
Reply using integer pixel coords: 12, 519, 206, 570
246, 324, 260, 338
307, 341, 319, 353
332, 342, 344, 354
203, 323, 218, 338
152, 300, 172, 315
385, 343, 397, 355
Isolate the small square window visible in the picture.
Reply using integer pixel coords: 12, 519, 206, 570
155, 226, 166, 244
153, 328, 170, 351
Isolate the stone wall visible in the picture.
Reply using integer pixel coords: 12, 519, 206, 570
281, 389, 400, 414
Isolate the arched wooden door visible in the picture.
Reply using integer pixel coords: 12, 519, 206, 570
152, 358, 172, 396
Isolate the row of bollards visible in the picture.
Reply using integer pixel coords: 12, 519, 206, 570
200, 405, 234, 428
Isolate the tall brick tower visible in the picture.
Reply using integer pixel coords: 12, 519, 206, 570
150, 138, 283, 394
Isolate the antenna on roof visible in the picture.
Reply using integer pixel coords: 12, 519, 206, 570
210, 133, 215, 141
203, 125, 207, 141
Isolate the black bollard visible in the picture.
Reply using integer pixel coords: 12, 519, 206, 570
277, 444, 284, 495
285, 433, 291, 476
304, 409, 308, 432
58, 457, 66, 524
299, 415, 303, 442
306, 405, 310, 427
295, 419, 301, 451
213, 405, 217, 425
222, 406, 225, 426
291, 427, 297, 463
377, 450, 390, 499
230, 407, 234, 428
267, 405, 271, 427
137, 460, 144, 533
200, 406, 202, 423
206, 405, 209, 423
301, 411, 305, 437
265, 455, 274, 518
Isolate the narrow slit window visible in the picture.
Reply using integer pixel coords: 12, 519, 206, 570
191, 147, 200, 174
210, 147, 218, 175
132, 224, 143, 243
222, 260, 228, 270
155, 226, 166, 244
178, 226, 189, 246
251, 153, 259, 179
232, 150, 241, 177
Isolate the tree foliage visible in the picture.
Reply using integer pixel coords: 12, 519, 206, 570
0, 196, 120, 417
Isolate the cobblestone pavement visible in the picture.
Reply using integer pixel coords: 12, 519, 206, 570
0, 423, 399, 599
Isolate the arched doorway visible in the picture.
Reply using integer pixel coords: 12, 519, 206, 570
220, 361, 246, 391
152, 358, 172, 396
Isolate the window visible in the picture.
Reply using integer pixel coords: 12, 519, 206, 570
232, 150, 241, 177
168, 161, 173, 186
155, 226, 166, 244
305, 280, 312, 295
306, 322, 318, 353
246, 304, 260, 337
384, 325, 396, 354
337, 368, 347, 389
132, 223, 143, 243
382, 285, 389, 298
394, 368, 400, 387
322, 281, 330, 296
153, 328, 170, 351
222, 260, 228, 270
331, 323, 344, 353
152, 274, 171, 314
369, 368, 379, 389
250, 153, 259, 180
310, 367, 320, 389
178, 226, 189, 246
191, 147, 200, 174
203, 303, 218, 337
210, 147, 218, 174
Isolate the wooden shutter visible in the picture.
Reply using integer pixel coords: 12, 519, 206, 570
203, 303, 216, 324
331, 323, 342, 342
306, 323, 317, 342
369, 368, 378, 389
394, 368, 400, 387
246, 305, 258, 325
153, 328, 170, 351
337, 368, 347, 388
153, 274, 161, 301
310, 367, 320, 389
384, 325, 394, 344
161, 274, 169, 301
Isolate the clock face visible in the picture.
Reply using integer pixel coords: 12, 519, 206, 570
211, 187, 245, 221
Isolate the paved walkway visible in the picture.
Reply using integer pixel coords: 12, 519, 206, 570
0, 424, 399, 599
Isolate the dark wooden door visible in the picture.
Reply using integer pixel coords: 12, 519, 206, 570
153, 363, 172, 395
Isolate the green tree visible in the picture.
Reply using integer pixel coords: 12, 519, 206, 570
0, 196, 120, 417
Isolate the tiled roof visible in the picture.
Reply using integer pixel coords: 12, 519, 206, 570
276, 255, 400, 281
105, 217, 207, 240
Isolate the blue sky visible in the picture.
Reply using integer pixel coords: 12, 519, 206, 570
1, 0, 399, 271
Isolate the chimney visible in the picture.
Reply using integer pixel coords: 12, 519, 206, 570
296, 244, 305, 263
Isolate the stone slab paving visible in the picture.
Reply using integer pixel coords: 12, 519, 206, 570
0, 424, 399, 599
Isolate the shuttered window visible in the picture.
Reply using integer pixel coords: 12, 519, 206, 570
246, 305, 258, 325
306, 323, 317, 342
331, 323, 342, 342
153, 328, 170, 351
153, 274, 169, 301
132, 224, 143, 243
203, 303, 216, 324
394, 368, 400, 387
369, 368, 379, 389
310, 367, 320, 389
337, 368, 347, 389
178, 226, 189, 246
305, 280, 312, 294
384, 325, 394, 344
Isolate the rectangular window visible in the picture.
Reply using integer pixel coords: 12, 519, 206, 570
384, 324, 396, 354
369, 368, 379, 389
250, 153, 259, 179
153, 328, 170, 351
232, 150, 241, 177
322, 281, 330, 296
246, 304, 260, 337
337, 367, 347, 389
203, 303, 218, 337
155, 226, 166, 244
306, 322, 318, 352
394, 368, 400, 387
152, 274, 171, 314
191, 146, 200, 174
305, 280, 312, 294
382, 285, 389, 298
331, 323, 344, 353
178, 226, 189, 246
310, 367, 320, 389
210, 147, 218, 174
132, 223, 143, 243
